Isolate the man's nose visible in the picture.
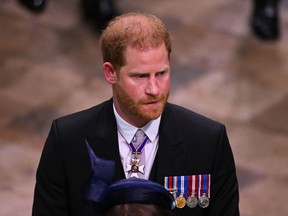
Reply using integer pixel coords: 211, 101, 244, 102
145, 77, 159, 95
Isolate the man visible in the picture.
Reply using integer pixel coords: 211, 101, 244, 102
32, 12, 239, 216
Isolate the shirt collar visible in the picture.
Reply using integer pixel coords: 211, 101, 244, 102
113, 104, 161, 143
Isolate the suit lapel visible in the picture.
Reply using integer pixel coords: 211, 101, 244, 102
85, 100, 125, 181
149, 103, 187, 184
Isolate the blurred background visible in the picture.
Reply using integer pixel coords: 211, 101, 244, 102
0, 0, 288, 215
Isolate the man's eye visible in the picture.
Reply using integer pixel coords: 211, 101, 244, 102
137, 74, 147, 78
157, 71, 166, 76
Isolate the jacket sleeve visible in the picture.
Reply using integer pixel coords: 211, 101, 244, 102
208, 125, 240, 216
32, 120, 69, 216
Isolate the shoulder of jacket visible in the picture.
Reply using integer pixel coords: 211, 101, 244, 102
164, 103, 223, 128
54, 99, 112, 124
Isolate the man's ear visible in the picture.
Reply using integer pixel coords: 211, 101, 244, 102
103, 62, 117, 84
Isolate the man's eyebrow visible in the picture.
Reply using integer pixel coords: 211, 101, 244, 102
129, 66, 169, 74
158, 67, 169, 72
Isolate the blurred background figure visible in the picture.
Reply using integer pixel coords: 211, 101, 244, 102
80, 0, 120, 34
250, 0, 281, 41
17, 0, 46, 13
17, 0, 119, 34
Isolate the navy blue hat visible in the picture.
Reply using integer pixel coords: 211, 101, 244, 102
101, 178, 176, 210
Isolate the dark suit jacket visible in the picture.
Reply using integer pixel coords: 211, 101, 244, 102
32, 99, 239, 216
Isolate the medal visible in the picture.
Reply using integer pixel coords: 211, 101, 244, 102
175, 176, 187, 208
198, 174, 210, 208
187, 175, 198, 208
176, 195, 186, 208
186, 194, 198, 208
164, 174, 211, 209
125, 134, 148, 178
198, 194, 209, 208
126, 157, 144, 178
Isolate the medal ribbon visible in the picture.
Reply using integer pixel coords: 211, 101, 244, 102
188, 175, 197, 196
177, 176, 187, 198
184, 176, 188, 198
195, 175, 199, 197
199, 174, 211, 197
128, 136, 149, 154
173, 176, 178, 197
165, 176, 177, 198
165, 175, 210, 199
166, 176, 174, 191
164, 176, 168, 189
192, 175, 196, 196
206, 174, 211, 198
203, 174, 207, 194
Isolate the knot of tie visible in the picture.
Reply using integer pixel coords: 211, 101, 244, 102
132, 129, 146, 148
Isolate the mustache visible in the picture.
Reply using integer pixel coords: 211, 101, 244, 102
139, 95, 166, 103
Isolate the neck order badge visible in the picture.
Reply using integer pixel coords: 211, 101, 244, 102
126, 129, 149, 178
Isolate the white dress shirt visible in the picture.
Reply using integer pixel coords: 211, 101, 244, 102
113, 104, 160, 179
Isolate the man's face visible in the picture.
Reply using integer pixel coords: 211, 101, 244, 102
113, 43, 170, 127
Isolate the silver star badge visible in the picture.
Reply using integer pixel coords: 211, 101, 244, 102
126, 157, 144, 178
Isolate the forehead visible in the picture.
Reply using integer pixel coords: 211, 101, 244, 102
121, 44, 170, 73
124, 44, 168, 59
